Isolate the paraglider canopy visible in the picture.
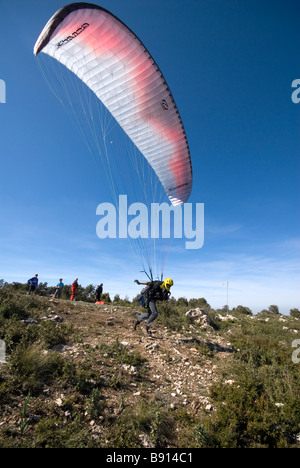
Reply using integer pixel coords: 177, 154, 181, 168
34, 2, 192, 206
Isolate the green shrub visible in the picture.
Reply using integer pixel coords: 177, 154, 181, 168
290, 308, 300, 319
0, 297, 30, 321
87, 388, 106, 419
157, 301, 189, 331
39, 321, 72, 349
10, 343, 63, 394
200, 361, 300, 448
102, 339, 147, 367
197, 315, 300, 448
106, 397, 176, 448
0, 317, 27, 351
132, 398, 175, 447
35, 415, 94, 448
231, 305, 253, 316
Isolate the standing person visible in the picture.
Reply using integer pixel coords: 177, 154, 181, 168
70, 278, 78, 301
95, 283, 103, 302
133, 277, 173, 333
52, 279, 64, 299
28, 274, 38, 295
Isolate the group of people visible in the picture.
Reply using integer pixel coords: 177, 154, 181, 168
27, 273, 174, 333
27, 275, 103, 303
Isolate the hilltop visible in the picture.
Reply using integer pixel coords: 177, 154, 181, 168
0, 291, 300, 448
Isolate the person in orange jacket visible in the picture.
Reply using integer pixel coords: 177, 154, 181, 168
70, 278, 78, 301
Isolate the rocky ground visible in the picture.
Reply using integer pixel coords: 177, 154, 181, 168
0, 298, 235, 447
1, 295, 300, 448
45, 299, 233, 416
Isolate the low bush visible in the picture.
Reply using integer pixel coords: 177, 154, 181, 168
10, 343, 63, 395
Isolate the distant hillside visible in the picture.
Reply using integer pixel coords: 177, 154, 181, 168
0, 290, 300, 448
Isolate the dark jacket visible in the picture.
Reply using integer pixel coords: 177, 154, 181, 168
142, 281, 170, 304
28, 277, 38, 287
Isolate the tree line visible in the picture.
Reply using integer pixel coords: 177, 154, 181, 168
0, 279, 299, 318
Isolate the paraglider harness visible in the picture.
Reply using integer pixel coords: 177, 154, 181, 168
138, 281, 170, 308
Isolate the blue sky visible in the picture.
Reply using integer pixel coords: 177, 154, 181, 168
0, 0, 299, 313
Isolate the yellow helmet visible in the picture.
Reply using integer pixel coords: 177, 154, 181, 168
163, 277, 174, 291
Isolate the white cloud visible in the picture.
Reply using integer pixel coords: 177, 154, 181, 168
206, 223, 242, 235
167, 253, 300, 314
1, 220, 299, 315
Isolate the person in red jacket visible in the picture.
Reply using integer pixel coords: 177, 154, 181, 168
70, 278, 78, 301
